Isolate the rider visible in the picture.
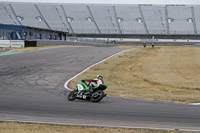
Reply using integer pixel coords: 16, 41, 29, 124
77, 75, 104, 96
90, 75, 104, 89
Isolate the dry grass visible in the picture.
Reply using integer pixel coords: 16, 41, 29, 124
0, 122, 196, 133
70, 46, 200, 103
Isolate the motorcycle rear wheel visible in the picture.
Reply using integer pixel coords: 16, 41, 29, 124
68, 90, 78, 101
90, 90, 104, 102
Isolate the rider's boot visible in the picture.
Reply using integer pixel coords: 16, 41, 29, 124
89, 86, 93, 94
77, 91, 83, 97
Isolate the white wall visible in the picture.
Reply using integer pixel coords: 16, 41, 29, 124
0, 40, 11, 47
10, 40, 25, 48
0, 40, 25, 48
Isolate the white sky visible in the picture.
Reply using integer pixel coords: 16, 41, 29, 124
1, 0, 200, 4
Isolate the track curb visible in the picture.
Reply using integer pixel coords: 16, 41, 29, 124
64, 49, 130, 91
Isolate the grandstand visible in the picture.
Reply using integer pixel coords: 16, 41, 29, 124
1, 2, 200, 41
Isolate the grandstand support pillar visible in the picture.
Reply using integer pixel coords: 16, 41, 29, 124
9, 4, 22, 25
191, 6, 197, 35
86, 5, 101, 34
138, 6, 149, 35
112, 6, 122, 35
55, 7, 69, 33
60, 5, 74, 34
165, 6, 170, 35
35, 4, 52, 30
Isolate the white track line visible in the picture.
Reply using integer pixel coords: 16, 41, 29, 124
64, 49, 130, 91
190, 103, 200, 106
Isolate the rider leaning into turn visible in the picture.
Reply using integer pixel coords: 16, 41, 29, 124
90, 75, 104, 89
77, 75, 104, 95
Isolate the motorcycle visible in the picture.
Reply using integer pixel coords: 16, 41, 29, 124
68, 80, 107, 102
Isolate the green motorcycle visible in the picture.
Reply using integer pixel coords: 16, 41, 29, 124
68, 80, 107, 102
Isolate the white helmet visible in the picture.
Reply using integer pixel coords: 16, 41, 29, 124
96, 75, 103, 80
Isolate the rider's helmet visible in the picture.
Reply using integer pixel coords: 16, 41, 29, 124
96, 75, 103, 80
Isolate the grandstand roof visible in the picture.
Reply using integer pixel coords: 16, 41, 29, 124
2, 0, 200, 5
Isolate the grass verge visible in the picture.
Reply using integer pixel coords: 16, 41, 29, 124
69, 46, 200, 103
0, 122, 197, 133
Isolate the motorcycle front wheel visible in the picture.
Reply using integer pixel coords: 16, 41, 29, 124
68, 90, 78, 101
90, 90, 104, 103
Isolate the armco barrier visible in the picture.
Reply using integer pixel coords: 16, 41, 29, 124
1, 40, 114, 48
0, 40, 11, 47
10, 40, 25, 48
30, 40, 114, 47
0, 40, 25, 48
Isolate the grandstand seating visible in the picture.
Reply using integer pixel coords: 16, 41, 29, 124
0, 2, 200, 35
0, 4, 15, 25
140, 5, 166, 34
62, 4, 97, 34
193, 6, 200, 34
115, 5, 146, 34
36, 4, 69, 32
167, 5, 194, 34
89, 5, 119, 34
11, 3, 49, 29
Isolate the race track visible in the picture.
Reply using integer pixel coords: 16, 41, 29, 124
0, 46, 200, 131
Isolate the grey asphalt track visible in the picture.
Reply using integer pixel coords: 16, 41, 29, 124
0, 46, 200, 131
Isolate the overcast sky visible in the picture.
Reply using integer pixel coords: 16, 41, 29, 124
1, 0, 200, 4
